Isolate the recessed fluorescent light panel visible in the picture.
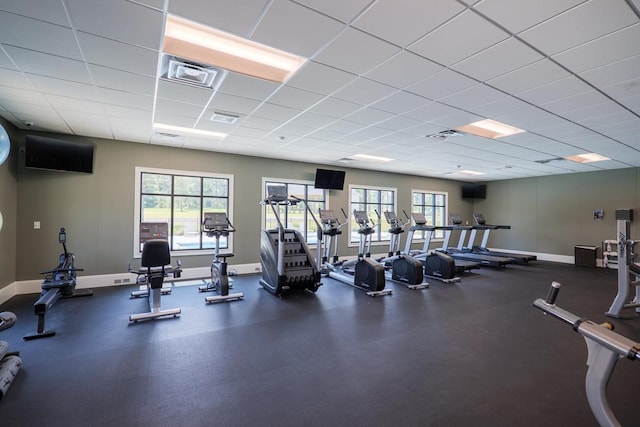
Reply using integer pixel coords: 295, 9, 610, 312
565, 153, 610, 163
153, 123, 227, 140
352, 154, 394, 163
163, 15, 307, 83
455, 119, 525, 139
458, 170, 485, 176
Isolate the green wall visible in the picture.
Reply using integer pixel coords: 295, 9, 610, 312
14, 130, 469, 281
476, 168, 639, 255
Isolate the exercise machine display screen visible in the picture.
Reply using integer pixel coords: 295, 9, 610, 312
203, 212, 227, 229
140, 222, 169, 246
266, 184, 288, 202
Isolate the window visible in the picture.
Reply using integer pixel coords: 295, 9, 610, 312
412, 190, 448, 239
134, 167, 233, 256
262, 179, 327, 244
349, 185, 396, 244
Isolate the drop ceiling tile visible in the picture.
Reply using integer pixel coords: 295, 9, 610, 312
44, 94, 105, 114
252, 102, 299, 122
517, 75, 592, 104
66, 0, 163, 49
4, 46, 92, 84
579, 54, 640, 87
521, 0, 638, 53
471, 96, 532, 118
452, 37, 544, 81
344, 107, 395, 125
376, 115, 423, 132
308, 97, 362, 118
153, 112, 197, 128
27, 74, 97, 100
353, 0, 465, 47
561, 100, 629, 123
105, 105, 153, 122
295, 0, 373, 23
0, 100, 58, 117
207, 93, 261, 116
580, 109, 638, 130
96, 87, 154, 110
430, 110, 484, 129
239, 115, 282, 131
0, 86, 48, 105
0, 0, 71, 26
406, 69, 478, 101
473, 0, 585, 34
541, 90, 611, 115
0, 12, 82, 60
288, 112, 336, 128
194, 120, 236, 134
408, 10, 509, 66
155, 98, 205, 119
333, 78, 396, 106
314, 27, 401, 75
8, 115, 71, 133
364, 51, 443, 89
268, 86, 325, 110
487, 59, 571, 94
252, 1, 344, 57
168, 0, 268, 36
218, 72, 279, 101
77, 32, 159, 77
112, 128, 151, 143
405, 101, 460, 122
440, 84, 506, 110
552, 23, 640, 73
0, 69, 36, 90
156, 78, 213, 105
321, 119, 366, 134
370, 91, 430, 115
287, 61, 355, 96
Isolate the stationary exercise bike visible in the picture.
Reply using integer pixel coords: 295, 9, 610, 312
199, 212, 243, 304
535, 282, 640, 427
24, 228, 93, 340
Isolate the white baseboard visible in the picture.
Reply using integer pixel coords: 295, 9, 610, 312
0, 263, 262, 306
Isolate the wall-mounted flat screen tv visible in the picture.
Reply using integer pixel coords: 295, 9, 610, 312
25, 135, 94, 173
461, 183, 486, 199
314, 168, 345, 190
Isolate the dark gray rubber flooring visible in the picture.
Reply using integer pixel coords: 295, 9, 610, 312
0, 262, 639, 426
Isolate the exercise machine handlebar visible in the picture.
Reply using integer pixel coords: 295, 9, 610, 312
534, 282, 640, 361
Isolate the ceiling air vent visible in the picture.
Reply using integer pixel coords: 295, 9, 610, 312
534, 158, 564, 164
426, 130, 464, 141
161, 55, 219, 88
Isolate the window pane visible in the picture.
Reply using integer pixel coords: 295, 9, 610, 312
172, 196, 201, 250
380, 190, 394, 204
352, 188, 365, 203
307, 186, 324, 202
174, 176, 200, 196
288, 183, 305, 200
203, 197, 228, 211
142, 173, 171, 194
366, 190, 379, 203
203, 178, 228, 197
141, 195, 171, 223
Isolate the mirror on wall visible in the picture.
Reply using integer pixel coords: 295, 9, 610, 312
0, 123, 9, 166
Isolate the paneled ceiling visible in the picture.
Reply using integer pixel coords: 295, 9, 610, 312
0, 0, 639, 181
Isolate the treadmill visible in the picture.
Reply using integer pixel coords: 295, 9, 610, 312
442, 214, 513, 268
405, 213, 480, 274
467, 213, 537, 264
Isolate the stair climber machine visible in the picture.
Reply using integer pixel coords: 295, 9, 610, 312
128, 223, 182, 322
24, 228, 93, 340
468, 213, 537, 264
320, 209, 391, 297
534, 281, 640, 427
0, 312, 22, 400
199, 212, 244, 304
605, 209, 640, 319
376, 210, 427, 290
442, 214, 512, 268
404, 212, 460, 284
259, 183, 322, 297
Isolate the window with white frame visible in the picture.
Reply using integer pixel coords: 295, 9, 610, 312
262, 179, 327, 244
349, 185, 397, 244
134, 167, 233, 256
412, 190, 448, 239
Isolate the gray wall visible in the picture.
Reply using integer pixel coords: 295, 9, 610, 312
14, 130, 470, 281
0, 117, 18, 289
477, 168, 639, 255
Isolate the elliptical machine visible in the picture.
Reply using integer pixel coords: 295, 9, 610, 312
321, 209, 389, 297
199, 212, 243, 304
24, 228, 93, 340
404, 212, 460, 284
605, 209, 640, 318
377, 210, 427, 290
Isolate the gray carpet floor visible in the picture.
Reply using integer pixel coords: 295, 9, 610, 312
0, 261, 639, 426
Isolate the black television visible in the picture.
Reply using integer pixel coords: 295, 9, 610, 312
462, 183, 486, 199
25, 135, 94, 173
314, 168, 345, 190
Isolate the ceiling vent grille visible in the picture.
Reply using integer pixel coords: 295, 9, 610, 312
426, 130, 465, 140
161, 55, 219, 88
534, 157, 564, 164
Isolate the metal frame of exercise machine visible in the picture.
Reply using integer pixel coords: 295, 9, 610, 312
0, 311, 22, 399
605, 209, 640, 318
467, 213, 537, 264
200, 212, 244, 304
534, 281, 640, 427
24, 228, 93, 340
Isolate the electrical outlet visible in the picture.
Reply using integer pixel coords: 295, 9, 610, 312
33, 221, 40, 229
122, 278, 130, 283
254, 267, 261, 272
114, 279, 122, 284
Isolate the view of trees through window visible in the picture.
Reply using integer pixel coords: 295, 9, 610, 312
349, 187, 396, 243
412, 190, 447, 240
139, 170, 231, 252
